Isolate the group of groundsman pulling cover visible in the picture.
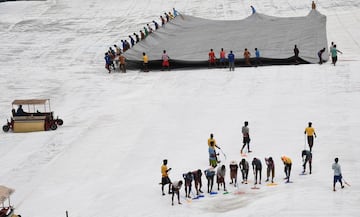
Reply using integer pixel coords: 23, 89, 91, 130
104, 3, 343, 73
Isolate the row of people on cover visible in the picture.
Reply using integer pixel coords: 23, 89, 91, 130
106, 50, 170, 73
208, 48, 261, 69
103, 8, 179, 73
155, 41, 342, 71
210, 44, 341, 68
120, 8, 178, 52
137, 42, 342, 73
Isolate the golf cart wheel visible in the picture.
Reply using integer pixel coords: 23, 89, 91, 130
2, 125, 10, 132
57, 119, 64, 126
50, 124, 57, 130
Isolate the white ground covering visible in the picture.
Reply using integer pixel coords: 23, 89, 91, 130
0, 1, 359, 217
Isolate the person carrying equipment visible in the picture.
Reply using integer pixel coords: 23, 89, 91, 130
332, 157, 344, 191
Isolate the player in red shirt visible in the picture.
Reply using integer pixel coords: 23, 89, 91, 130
208, 48, 217, 67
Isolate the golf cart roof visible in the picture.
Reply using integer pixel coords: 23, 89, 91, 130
12, 99, 49, 105
0, 185, 15, 204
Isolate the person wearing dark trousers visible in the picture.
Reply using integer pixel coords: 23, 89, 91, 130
161, 159, 172, 195
216, 165, 227, 191
228, 50, 235, 71
330, 44, 343, 66
302, 150, 312, 174
265, 157, 275, 183
171, 180, 183, 205
294, 45, 300, 64
240, 158, 249, 184
192, 169, 203, 195
252, 158, 262, 185
152, 20, 159, 30
318, 48, 326, 64
182, 172, 193, 198
229, 161, 238, 187
281, 156, 292, 183
204, 167, 216, 193
104, 52, 112, 73
254, 48, 262, 67
312, 1, 316, 9
133, 32, 140, 43
241, 121, 251, 154
304, 122, 317, 152
142, 52, 149, 72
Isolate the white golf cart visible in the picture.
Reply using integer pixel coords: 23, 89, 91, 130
3, 99, 63, 133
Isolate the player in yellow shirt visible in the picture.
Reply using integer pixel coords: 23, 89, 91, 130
142, 52, 149, 72
208, 133, 221, 149
161, 159, 172, 195
281, 156, 292, 183
208, 134, 221, 166
304, 122, 317, 152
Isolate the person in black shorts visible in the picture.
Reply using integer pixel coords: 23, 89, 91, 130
241, 121, 251, 153
161, 159, 172, 195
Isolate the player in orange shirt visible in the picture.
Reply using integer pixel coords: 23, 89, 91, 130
243, 48, 251, 66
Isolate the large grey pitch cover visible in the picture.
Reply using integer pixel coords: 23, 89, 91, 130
124, 9, 328, 68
